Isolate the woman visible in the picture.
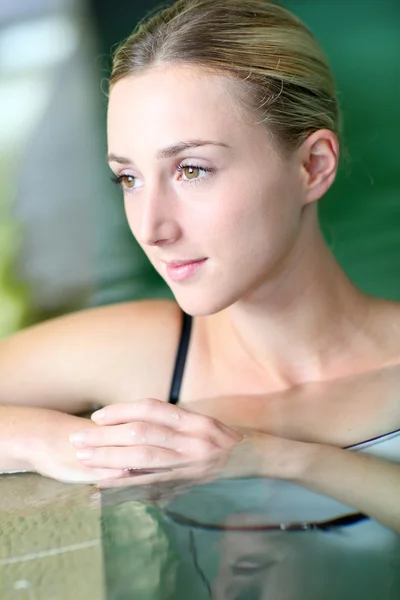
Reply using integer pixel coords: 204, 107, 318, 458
0, 0, 399, 531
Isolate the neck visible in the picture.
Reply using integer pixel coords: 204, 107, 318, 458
213, 209, 378, 387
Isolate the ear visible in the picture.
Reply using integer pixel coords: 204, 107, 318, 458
299, 129, 339, 205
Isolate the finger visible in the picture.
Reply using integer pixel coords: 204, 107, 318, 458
91, 398, 175, 425
71, 421, 208, 449
75, 445, 184, 470
70, 422, 220, 459
91, 398, 241, 447
70, 421, 179, 447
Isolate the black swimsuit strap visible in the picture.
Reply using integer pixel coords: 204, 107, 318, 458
168, 311, 193, 404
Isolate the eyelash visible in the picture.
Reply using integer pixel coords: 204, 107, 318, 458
110, 163, 214, 192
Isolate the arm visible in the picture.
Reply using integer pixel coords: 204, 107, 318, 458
0, 405, 33, 472
0, 308, 117, 414
295, 441, 400, 533
230, 431, 400, 534
0, 404, 124, 482
0, 299, 180, 413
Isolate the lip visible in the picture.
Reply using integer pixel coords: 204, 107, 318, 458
164, 259, 203, 267
163, 258, 207, 282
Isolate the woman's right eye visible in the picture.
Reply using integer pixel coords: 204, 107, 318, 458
111, 174, 139, 191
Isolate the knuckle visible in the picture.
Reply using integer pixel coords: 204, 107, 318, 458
158, 426, 170, 443
127, 422, 138, 439
209, 417, 223, 432
195, 415, 214, 433
141, 397, 159, 411
192, 439, 215, 459
134, 446, 156, 467
128, 422, 147, 443
137, 397, 162, 419
198, 416, 224, 441
209, 420, 230, 442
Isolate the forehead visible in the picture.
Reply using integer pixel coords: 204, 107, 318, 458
107, 65, 249, 149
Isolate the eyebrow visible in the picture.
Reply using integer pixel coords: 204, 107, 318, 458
107, 139, 229, 165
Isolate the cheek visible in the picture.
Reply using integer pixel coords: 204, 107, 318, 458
123, 198, 140, 237
216, 183, 300, 264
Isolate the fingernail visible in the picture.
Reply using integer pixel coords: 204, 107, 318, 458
76, 449, 94, 460
69, 432, 88, 447
91, 409, 105, 422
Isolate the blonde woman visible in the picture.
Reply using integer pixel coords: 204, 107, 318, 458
0, 0, 399, 533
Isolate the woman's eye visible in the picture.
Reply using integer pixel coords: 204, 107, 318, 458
177, 164, 212, 183
111, 173, 140, 192
120, 175, 136, 189
182, 166, 200, 180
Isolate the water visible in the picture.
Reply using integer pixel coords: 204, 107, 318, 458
101, 476, 400, 599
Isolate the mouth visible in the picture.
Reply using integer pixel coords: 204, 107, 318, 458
162, 258, 207, 282
163, 258, 206, 267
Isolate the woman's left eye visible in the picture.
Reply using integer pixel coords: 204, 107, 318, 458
176, 164, 212, 183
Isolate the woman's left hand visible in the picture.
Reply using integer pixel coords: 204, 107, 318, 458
69, 398, 243, 488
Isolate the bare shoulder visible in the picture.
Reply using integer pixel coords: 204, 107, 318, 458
0, 299, 183, 411
62, 298, 182, 342
73, 298, 184, 402
3, 298, 182, 348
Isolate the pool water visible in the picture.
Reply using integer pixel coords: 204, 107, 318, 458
101, 476, 400, 600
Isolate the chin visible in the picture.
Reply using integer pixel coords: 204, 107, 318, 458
171, 288, 238, 317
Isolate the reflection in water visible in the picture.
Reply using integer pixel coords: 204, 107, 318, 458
209, 512, 400, 600
101, 364, 400, 599
102, 484, 400, 600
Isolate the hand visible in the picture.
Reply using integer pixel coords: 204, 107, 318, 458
70, 398, 243, 488
26, 409, 125, 483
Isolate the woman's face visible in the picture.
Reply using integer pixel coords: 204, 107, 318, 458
107, 65, 306, 315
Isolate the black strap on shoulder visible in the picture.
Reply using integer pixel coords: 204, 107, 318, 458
168, 312, 193, 404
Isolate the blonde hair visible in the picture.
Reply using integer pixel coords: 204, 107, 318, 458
110, 0, 341, 154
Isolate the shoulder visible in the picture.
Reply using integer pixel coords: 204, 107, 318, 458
75, 299, 184, 402
60, 298, 184, 399
7, 298, 182, 345
80, 300, 182, 403
1, 299, 184, 407
69, 298, 183, 338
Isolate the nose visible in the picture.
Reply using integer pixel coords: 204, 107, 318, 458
130, 185, 180, 247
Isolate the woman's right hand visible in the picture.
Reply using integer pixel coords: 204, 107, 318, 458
1, 406, 124, 483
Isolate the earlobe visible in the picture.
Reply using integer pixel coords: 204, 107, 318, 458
301, 130, 339, 204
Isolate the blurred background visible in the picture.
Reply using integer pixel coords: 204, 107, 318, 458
0, 0, 399, 338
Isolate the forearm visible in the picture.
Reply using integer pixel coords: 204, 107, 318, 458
226, 431, 400, 532
0, 405, 37, 472
0, 404, 91, 474
284, 439, 400, 533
